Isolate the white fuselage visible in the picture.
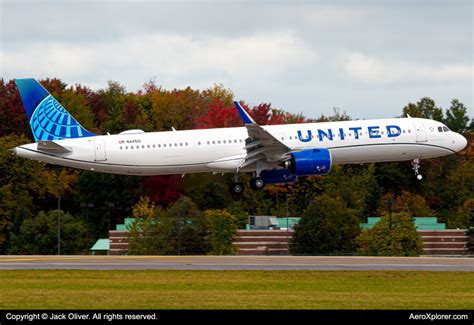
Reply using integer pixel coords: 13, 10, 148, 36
14, 118, 467, 176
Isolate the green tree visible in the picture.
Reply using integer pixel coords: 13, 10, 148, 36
319, 164, 382, 219
447, 198, 474, 229
127, 197, 164, 255
0, 135, 77, 252
161, 196, 209, 255
356, 212, 423, 256
444, 99, 469, 133
204, 209, 238, 255
402, 97, 443, 121
185, 178, 233, 210
99, 80, 128, 133
227, 201, 249, 229
73, 171, 143, 238
8, 210, 89, 254
290, 194, 360, 254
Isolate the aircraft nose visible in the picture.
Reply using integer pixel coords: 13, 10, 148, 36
453, 133, 468, 152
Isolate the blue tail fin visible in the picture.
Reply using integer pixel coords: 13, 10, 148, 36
15, 78, 96, 141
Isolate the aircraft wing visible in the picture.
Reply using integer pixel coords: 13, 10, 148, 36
234, 101, 291, 169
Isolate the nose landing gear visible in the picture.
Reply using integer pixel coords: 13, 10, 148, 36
412, 158, 423, 180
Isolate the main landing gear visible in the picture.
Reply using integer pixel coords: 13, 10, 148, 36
229, 175, 266, 195
412, 158, 423, 180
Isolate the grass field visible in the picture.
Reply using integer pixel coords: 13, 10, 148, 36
0, 270, 473, 309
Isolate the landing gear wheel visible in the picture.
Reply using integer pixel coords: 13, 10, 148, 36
250, 177, 265, 191
229, 182, 244, 195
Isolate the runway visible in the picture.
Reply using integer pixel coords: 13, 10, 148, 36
0, 255, 473, 271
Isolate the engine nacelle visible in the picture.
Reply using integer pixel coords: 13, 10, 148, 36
285, 148, 332, 176
260, 169, 298, 184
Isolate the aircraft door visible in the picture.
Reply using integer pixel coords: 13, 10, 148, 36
94, 140, 107, 161
414, 120, 427, 142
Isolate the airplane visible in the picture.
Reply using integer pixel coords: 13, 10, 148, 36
13, 78, 468, 195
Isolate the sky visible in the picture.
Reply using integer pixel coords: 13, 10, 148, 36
0, 0, 472, 120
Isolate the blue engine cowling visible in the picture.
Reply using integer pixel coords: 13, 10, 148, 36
260, 169, 298, 184
288, 148, 332, 176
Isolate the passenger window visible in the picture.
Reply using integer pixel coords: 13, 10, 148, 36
120, 146, 123, 150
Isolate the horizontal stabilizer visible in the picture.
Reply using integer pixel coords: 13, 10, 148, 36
37, 140, 71, 153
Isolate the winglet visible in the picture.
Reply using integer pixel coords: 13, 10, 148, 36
233, 101, 256, 125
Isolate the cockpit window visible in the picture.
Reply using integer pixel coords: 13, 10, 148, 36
443, 126, 449, 132
438, 126, 443, 132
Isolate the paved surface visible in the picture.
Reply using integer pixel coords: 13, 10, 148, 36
0, 255, 473, 271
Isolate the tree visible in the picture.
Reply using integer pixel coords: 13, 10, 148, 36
193, 99, 241, 129
201, 84, 234, 107
127, 197, 164, 255
315, 107, 351, 122
185, 181, 233, 211
0, 135, 77, 253
73, 171, 143, 238
204, 209, 238, 255
447, 198, 474, 229
151, 87, 203, 131
444, 99, 469, 133
356, 212, 423, 256
402, 97, 443, 121
8, 210, 89, 255
290, 194, 360, 254
0, 79, 29, 138
318, 164, 382, 219
59, 87, 97, 132
161, 196, 209, 255
143, 175, 182, 207
378, 191, 435, 218
98, 80, 128, 134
